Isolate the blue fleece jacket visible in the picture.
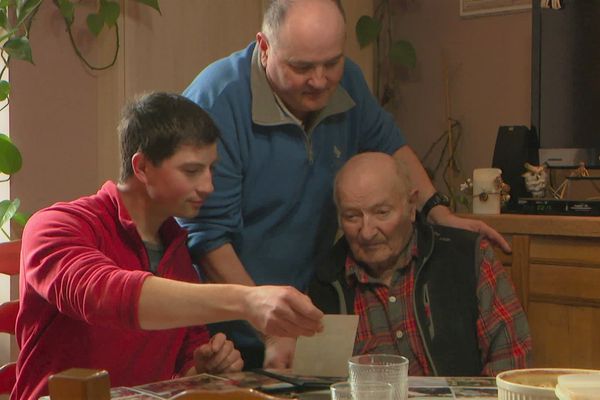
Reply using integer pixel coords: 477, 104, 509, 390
181, 42, 405, 290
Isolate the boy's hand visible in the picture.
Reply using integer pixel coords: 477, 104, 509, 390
193, 333, 243, 374
263, 335, 296, 369
244, 286, 324, 338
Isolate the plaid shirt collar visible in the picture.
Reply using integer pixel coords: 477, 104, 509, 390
343, 226, 432, 375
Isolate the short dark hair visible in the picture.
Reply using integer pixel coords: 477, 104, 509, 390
118, 92, 220, 182
262, 0, 346, 43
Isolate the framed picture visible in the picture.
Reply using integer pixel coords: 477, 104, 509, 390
460, 0, 531, 17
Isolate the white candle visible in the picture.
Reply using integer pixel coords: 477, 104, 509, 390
472, 168, 502, 214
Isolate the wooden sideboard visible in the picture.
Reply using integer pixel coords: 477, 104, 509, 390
464, 213, 600, 369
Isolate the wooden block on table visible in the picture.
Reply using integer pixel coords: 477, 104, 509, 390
48, 368, 110, 400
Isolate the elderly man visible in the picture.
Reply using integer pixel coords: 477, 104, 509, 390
180, 0, 509, 368
306, 152, 532, 376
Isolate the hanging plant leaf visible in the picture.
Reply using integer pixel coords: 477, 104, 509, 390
0, 198, 19, 230
57, 0, 75, 26
12, 211, 30, 227
0, 80, 9, 101
3, 36, 33, 63
16, 0, 42, 25
0, 0, 9, 8
100, 0, 120, 28
389, 40, 416, 68
0, 9, 7, 30
0, 134, 22, 175
135, 0, 161, 15
86, 12, 105, 36
356, 15, 381, 48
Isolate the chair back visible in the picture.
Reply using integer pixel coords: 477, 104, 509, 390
0, 240, 21, 395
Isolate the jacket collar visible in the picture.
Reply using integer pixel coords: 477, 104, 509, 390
414, 214, 436, 271
97, 181, 187, 246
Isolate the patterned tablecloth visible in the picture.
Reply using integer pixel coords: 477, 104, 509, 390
98, 372, 498, 400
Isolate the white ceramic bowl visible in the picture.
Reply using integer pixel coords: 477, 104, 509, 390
496, 368, 600, 400
555, 373, 600, 400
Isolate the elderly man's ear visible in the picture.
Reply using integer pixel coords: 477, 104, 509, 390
409, 189, 418, 222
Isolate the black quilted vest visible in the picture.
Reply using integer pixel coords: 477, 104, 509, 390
308, 218, 483, 376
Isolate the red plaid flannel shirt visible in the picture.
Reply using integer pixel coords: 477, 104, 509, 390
346, 233, 532, 376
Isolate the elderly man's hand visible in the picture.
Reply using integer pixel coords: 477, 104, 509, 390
263, 336, 297, 369
244, 286, 324, 338
192, 333, 243, 374
428, 206, 511, 253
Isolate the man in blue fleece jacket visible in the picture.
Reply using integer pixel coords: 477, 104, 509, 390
180, 0, 508, 368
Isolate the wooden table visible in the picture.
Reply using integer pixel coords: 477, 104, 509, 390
45, 369, 498, 399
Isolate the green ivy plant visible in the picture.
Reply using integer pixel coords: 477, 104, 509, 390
0, 134, 26, 239
56, 0, 161, 70
0, 0, 161, 239
355, 0, 416, 106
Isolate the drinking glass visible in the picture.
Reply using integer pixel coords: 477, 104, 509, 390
348, 354, 409, 400
330, 381, 393, 400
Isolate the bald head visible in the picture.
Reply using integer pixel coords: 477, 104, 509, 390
262, 0, 346, 47
334, 152, 412, 208
335, 152, 417, 277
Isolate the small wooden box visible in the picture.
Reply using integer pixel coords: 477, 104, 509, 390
48, 368, 110, 400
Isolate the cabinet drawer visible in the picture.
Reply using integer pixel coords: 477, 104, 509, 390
530, 264, 600, 306
530, 237, 600, 267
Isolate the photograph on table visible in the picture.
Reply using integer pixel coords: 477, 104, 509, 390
408, 386, 453, 397
451, 386, 498, 398
445, 377, 496, 387
133, 374, 234, 398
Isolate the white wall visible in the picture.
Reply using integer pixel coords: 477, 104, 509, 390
388, 0, 531, 204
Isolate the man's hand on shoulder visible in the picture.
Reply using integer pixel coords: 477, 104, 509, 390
244, 286, 324, 338
428, 206, 511, 253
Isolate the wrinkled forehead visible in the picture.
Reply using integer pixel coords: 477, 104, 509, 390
337, 176, 409, 209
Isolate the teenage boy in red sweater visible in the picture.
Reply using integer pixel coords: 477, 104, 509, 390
13, 93, 323, 400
